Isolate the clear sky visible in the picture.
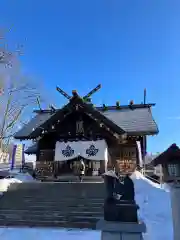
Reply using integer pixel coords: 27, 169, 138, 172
1, 1, 180, 153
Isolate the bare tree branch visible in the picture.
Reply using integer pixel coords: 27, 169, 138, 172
0, 41, 44, 162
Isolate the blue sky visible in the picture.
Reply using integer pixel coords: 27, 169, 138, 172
1, 1, 180, 153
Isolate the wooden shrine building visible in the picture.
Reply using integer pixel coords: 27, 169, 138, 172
15, 85, 159, 178
152, 144, 180, 182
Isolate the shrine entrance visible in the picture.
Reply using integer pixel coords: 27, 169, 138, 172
54, 139, 108, 176
54, 157, 102, 176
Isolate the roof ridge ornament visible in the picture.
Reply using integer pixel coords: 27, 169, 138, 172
56, 84, 101, 102
56, 86, 71, 100
83, 84, 101, 101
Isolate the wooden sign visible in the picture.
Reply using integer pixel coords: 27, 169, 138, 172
120, 146, 136, 160
76, 120, 84, 134
118, 146, 137, 174
117, 159, 136, 174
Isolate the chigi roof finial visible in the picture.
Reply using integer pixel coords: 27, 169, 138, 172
56, 84, 101, 101
56, 86, 71, 100
83, 84, 101, 101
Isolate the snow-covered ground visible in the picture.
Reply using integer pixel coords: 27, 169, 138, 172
132, 171, 173, 240
0, 228, 100, 240
0, 171, 173, 239
0, 171, 36, 192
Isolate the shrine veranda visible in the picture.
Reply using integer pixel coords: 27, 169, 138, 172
15, 86, 158, 178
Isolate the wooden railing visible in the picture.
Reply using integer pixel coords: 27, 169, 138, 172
36, 161, 54, 177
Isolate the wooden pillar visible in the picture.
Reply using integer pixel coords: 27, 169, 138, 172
108, 146, 117, 171
100, 160, 105, 174
107, 152, 113, 170
140, 136, 147, 164
36, 141, 40, 162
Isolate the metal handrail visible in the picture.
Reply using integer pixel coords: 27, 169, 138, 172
144, 174, 161, 184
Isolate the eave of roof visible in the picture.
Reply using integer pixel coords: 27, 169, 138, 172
14, 111, 55, 140
24, 143, 37, 155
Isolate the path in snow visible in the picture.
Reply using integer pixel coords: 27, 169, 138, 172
131, 171, 173, 240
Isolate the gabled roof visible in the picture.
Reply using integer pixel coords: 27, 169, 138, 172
14, 97, 158, 140
14, 97, 125, 139
152, 144, 180, 166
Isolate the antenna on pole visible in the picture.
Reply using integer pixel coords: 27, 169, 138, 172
83, 84, 101, 101
144, 88, 146, 104
56, 86, 71, 100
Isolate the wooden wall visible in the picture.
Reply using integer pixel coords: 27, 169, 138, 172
37, 134, 141, 171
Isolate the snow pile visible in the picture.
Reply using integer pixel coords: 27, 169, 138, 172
131, 171, 173, 240
9, 171, 36, 182
0, 172, 36, 193
0, 179, 13, 192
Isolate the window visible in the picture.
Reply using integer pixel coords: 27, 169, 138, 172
167, 164, 180, 177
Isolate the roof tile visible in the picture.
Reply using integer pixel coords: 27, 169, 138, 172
14, 106, 158, 139
101, 108, 158, 135
14, 112, 53, 139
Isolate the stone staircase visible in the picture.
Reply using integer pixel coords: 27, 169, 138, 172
0, 182, 105, 229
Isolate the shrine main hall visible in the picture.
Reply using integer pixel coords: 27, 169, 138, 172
14, 85, 158, 178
